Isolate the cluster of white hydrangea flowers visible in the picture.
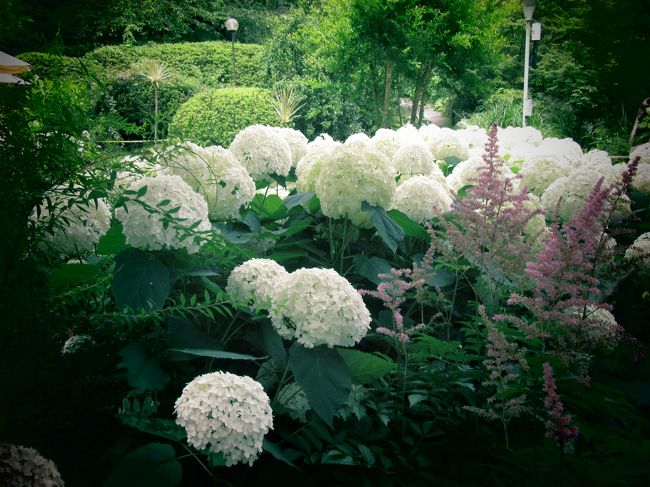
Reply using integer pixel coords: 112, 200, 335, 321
537, 137, 584, 165
579, 149, 611, 168
446, 155, 516, 193
315, 145, 396, 227
344, 132, 371, 149
498, 126, 543, 152
541, 169, 631, 221
519, 152, 571, 196
391, 176, 452, 223
566, 306, 621, 347
269, 267, 371, 348
162, 143, 255, 221
418, 123, 441, 144
455, 124, 488, 152
427, 127, 470, 161
114, 154, 161, 190
0, 444, 64, 487
630, 142, 650, 163
226, 258, 289, 310
273, 127, 309, 166
115, 175, 211, 254
32, 192, 111, 256
392, 142, 438, 181
61, 334, 95, 355
229, 125, 292, 180
276, 382, 311, 422
396, 124, 423, 145
295, 140, 341, 193
174, 372, 273, 467
632, 163, 650, 193
370, 128, 402, 161
625, 232, 650, 267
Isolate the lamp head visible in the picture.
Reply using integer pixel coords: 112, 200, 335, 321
523, 0, 536, 21
225, 18, 239, 32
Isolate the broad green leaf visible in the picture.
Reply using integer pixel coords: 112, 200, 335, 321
362, 202, 404, 253
97, 223, 128, 255
169, 348, 266, 360
387, 209, 428, 239
245, 321, 287, 369
118, 343, 170, 391
167, 317, 221, 361
103, 442, 181, 487
408, 393, 428, 408
336, 348, 396, 384
321, 450, 354, 465
49, 263, 99, 289
288, 344, 351, 427
112, 249, 170, 311
284, 192, 316, 210
353, 255, 392, 285
427, 268, 456, 287
119, 416, 186, 442
251, 194, 287, 220
410, 336, 466, 362
263, 439, 298, 468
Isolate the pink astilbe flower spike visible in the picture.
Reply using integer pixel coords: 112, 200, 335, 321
542, 362, 579, 450
444, 124, 543, 292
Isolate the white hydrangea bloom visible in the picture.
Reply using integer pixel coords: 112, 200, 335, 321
115, 175, 211, 254
229, 125, 292, 180
391, 176, 452, 223
315, 144, 396, 227
502, 142, 536, 169
32, 192, 111, 256
344, 132, 371, 149
308, 133, 336, 149
0, 444, 65, 487
632, 163, 650, 193
395, 124, 423, 145
392, 142, 438, 181
446, 155, 514, 193
269, 267, 371, 348
61, 334, 95, 355
541, 169, 631, 221
625, 232, 650, 267
226, 258, 289, 310
579, 149, 612, 168
519, 152, 571, 196
174, 372, 273, 467
535, 137, 583, 166
566, 306, 621, 346
295, 139, 341, 193
276, 382, 311, 422
630, 142, 650, 163
418, 123, 441, 143
160, 143, 255, 220
273, 127, 308, 166
455, 124, 488, 151
370, 128, 402, 161
497, 126, 543, 152
427, 127, 470, 161
115, 154, 161, 189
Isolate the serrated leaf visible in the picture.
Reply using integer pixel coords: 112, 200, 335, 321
358, 444, 376, 466
169, 348, 266, 360
362, 202, 404, 253
103, 442, 181, 487
97, 223, 128, 255
251, 194, 287, 220
336, 348, 396, 384
118, 343, 170, 392
288, 344, 351, 427
119, 416, 186, 442
263, 439, 298, 468
284, 192, 315, 210
408, 393, 428, 408
353, 255, 392, 285
112, 249, 170, 311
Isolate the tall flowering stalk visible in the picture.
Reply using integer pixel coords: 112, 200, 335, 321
542, 363, 579, 451
445, 124, 542, 303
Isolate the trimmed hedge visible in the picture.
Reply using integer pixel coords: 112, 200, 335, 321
169, 87, 278, 147
18, 52, 101, 82
84, 41, 265, 88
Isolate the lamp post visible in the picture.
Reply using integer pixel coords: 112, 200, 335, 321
225, 17, 239, 86
522, 0, 536, 127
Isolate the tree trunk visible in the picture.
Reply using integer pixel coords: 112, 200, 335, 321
411, 61, 432, 126
370, 62, 381, 127
382, 61, 394, 128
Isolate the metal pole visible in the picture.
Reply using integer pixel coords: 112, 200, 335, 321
523, 19, 531, 127
231, 31, 237, 86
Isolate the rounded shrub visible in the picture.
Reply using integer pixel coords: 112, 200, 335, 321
169, 87, 278, 147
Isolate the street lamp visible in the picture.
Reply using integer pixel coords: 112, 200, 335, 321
225, 17, 239, 86
522, 0, 536, 127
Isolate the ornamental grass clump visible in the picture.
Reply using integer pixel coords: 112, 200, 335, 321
226, 258, 289, 311
0, 444, 65, 487
229, 124, 292, 181
174, 372, 273, 467
159, 142, 255, 220
115, 174, 211, 254
315, 144, 395, 227
269, 267, 371, 348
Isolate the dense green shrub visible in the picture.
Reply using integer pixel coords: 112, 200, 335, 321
18, 52, 101, 83
169, 87, 278, 146
84, 41, 266, 88
98, 71, 200, 139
